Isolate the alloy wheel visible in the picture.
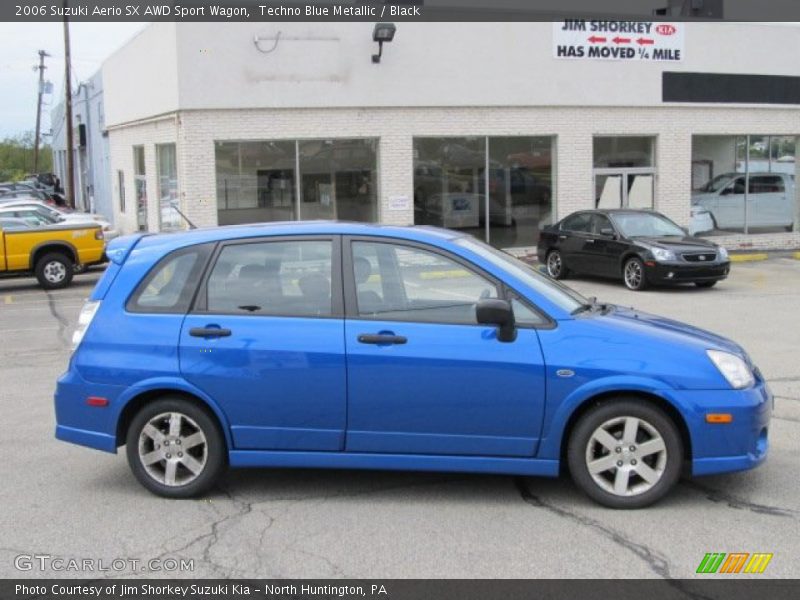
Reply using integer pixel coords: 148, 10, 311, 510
547, 252, 563, 278
624, 259, 643, 290
138, 412, 208, 487
584, 416, 668, 497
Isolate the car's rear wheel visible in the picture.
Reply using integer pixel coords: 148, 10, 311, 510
567, 400, 683, 509
695, 281, 717, 288
35, 252, 74, 290
623, 257, 647, 291
546, 250, 569, 279
126, 397, 226, 498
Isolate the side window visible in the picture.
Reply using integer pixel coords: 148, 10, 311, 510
511, 297, 547, 327
561, 213, 591, 232
591, 214, 614, 235
206, 240, 333, 317
351, 241, 498, 325
729, 178, 746, 195
128, 245, 211, 313
749, 176, 784, 194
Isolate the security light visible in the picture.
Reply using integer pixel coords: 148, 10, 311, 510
371, 23, 396, 63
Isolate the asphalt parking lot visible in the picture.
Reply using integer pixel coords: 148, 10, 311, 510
0, 258, 798, 580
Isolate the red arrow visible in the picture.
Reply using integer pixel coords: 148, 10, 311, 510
587, 36, 607, 43
612, 36, 631, 44
637, 38, 655, 45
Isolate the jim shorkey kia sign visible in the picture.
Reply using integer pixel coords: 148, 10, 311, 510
553, 20, 685, 61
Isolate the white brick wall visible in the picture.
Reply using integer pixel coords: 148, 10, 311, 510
108, 104, 800, 251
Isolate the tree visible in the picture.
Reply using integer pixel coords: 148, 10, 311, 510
0, 131, 53, 182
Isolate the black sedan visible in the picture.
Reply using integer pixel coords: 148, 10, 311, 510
537, 209, 731, 291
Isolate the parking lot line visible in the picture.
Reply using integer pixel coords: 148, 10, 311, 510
729, 253, 769, 263
4, 295, 11, 304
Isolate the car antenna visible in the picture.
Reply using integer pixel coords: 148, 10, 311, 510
169, 201, 197, 229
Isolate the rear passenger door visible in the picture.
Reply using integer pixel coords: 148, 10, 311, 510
557, 212, 594, 273
179, 236, 348, 452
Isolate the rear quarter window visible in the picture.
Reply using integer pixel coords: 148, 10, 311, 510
126, 244, 212, 314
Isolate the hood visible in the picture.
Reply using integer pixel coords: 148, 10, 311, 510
633, 236, 718, 251
599, 305, 744, 356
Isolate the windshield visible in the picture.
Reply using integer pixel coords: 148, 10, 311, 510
697, 174, 734, 193
611, 212, 685, 238
455, 237, 587, 314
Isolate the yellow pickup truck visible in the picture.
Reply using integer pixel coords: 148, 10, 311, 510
0, 221, 106, 289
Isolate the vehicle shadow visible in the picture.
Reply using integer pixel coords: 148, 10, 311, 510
0, 275, 100, 294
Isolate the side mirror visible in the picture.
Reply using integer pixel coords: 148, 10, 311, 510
599, 227, 616, 238
476, 298, 517, 342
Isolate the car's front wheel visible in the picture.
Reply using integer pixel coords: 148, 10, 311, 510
546, 250, 569, 279
126, 397, 226, 498
622, 257, 648, 291
567, 400, 683, 509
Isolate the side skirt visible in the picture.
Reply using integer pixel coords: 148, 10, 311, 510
229, 450, 560, 477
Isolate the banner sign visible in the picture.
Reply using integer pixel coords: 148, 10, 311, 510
553, 20, 685, 62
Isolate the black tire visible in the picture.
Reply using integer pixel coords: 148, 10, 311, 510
126, 397, 226, 498
546, 250, 569, 280
35, 252, 74, 290
695, 281, 717, 289
567, 399, 683, 509
622, 257, 648, 291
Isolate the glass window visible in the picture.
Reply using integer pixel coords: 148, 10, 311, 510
133, 146, 147, 232
351, 241, 497, 324
610, 212, 685, 238
413, 136, 555, 248
156, 143, 180, 232
691, 135, 797, 236
207, 240, 333, 317
214, 139, 378, 226
561, 213, 592, 232
128, 246, 210, 314
593, 136, 654, 169
591, 214, 615, 235
299, 139, 378, 222
510, 297, 547, 327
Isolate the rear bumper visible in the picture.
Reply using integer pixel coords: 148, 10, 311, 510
645, 260, 730, 284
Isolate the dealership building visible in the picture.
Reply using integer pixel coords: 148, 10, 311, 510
94, 21, 799, 251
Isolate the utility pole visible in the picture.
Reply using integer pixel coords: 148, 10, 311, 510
63, 3, 75, 209
33, 50, 50, 173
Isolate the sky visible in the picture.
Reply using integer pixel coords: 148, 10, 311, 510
0, 22, 147, 139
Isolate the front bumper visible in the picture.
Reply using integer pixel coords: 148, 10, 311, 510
645, 260, 730, 284
664, 381, 772, 476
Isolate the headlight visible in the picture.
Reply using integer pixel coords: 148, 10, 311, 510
717, 246, 729, 260
651, 247, 676, 262
72, 300, 100, 351
707, 349, 754, 389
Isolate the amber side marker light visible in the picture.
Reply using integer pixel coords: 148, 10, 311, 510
706, 413, 733, 424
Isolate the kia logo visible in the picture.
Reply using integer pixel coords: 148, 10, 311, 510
656, 24, 677, 35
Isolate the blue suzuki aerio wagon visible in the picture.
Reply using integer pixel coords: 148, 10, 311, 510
55, 223, 771, 508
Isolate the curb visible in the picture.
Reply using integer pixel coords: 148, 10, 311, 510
729, 253, 769, 263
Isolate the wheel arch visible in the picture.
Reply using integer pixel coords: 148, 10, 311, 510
618, 250, 643, 276
558, 390, 693, 469
30, 241, 78, 270
114, 383, 233, 451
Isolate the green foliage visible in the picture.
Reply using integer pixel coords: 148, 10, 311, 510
0, 131, 53, 183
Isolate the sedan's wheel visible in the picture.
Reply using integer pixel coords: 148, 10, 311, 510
623, 257, 647, 291
126, 397, 226, 498
546, 250, 569, 279
567, 400, 683, 508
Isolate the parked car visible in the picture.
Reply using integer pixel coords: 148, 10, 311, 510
0, 200, 119, 240
692, 172, 796, 232
55, 223, 770, 508
0, 185, 65, 207
538, 209, 730, 291
0, 215, 105, 289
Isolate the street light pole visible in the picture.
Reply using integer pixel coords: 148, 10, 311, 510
63, 3, 75, 209
33, 49, 50, 174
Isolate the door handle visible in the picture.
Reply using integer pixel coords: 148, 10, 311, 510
558, 235, 567, 240
189, 327, 232, 338
358, 333, 407, 345
586, 238, 595, 243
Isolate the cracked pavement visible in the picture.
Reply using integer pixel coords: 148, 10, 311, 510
0, 258, 798, 579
